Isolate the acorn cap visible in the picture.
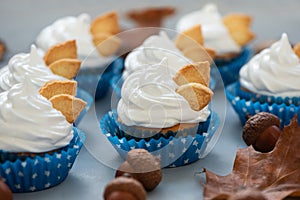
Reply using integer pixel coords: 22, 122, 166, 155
126, 149, 162, 191
242, 112, 280, 146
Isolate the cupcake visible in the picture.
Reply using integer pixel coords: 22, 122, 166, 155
110, 28, 217, 98
0, 40, 93, 124
0, 79, 87, 192
226, 33, 300, 127
35, 12, 122, 99
176, 3, 255, 85
101, 58, 220, 167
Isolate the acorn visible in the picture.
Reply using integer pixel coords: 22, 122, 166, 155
115, 149, 162, 191
103, 176, 146, 200
0, 178, 13, 200
242, 112, 281, 153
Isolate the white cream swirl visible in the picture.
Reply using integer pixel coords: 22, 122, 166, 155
117, 59, 210, 128
0, 78, 73, 153
239, 33, 300, 97
0, 45, 65, 93
36, 13, 111, 68
176, 3, 241, 54
123, 31, 191, 79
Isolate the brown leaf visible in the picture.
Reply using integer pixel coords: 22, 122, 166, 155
204, 116, 300, 200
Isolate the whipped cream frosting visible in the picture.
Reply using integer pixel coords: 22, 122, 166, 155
239, 33, 300, 97
36, 13, 112, 68
117, 59, 210, 128
123, 31, 191, 79
0, 45, 65, 93
0, 78, 73, 153
176, 3, 241, 54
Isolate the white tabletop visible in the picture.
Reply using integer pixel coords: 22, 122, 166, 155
1, 0, 300, 199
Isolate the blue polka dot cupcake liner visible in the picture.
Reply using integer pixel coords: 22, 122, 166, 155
234, 82, 300, 106
110, 74, 218, 100
0, 127, 85, 193
100, 110, 220, 168
226, 82, 300, 128
75, 58, 124, 100
214, 46, 253, 86
74, 88, 93, 126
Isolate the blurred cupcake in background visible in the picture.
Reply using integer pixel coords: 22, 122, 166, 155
226, 33, 300, 127
36, 12, 122, 100
0, 79, 86, 192
110, 26, 217, 98
176, 3, 255, 85
101, 58, 220, 167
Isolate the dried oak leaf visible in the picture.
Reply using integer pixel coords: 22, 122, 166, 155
204, 116, 300, 200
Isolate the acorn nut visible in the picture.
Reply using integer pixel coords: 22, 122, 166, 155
243, 112, 281, 153
103, 176, 146, 200
115, 149, 162, 191
0, 178, 13, 200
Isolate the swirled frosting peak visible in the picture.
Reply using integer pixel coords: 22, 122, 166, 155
36, 13, 111, 67
0, 78, 73, 153
123, 31, 191, 79
239, 33, 300, 97
117, 58, 210, 128
176, 3, 241, 54
0, 45, 65, 92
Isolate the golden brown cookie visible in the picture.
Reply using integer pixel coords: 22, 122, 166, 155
223, 14, 255, 46
43, 40, 77, 66
39, 80, 77, 100
92, 32, 121, 56
175, 25, 204, 51
49, 94, 87, 123
176, 83, 213, 111
293, 42, 300, 59
182, 46, 214, 63
48, 58, 81, 79
90, 11, 119, 35
173, 61, 210, 87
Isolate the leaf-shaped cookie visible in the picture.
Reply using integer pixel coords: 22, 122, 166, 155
293, 42, 300, 59
182, 46, 215, 63
175, 25, 215, 62
223, 14, 255, 46
175, 24, 204, 51
90, 11, 119, 35
43, 40, 77, 66
50, 94, 87, 123
173, 61, 210, 87
92, 32, 121, 56
39, 80, 77, 100
48, 58, 81, 79
204, 116, 300, 200
176, 83, 213, 111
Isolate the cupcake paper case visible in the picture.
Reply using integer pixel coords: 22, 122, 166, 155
176, 3, 255, 85
0, 127, 85, 193
100, 110, 220, 167
226, 33, 300, 128
35, 12, 122, 100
